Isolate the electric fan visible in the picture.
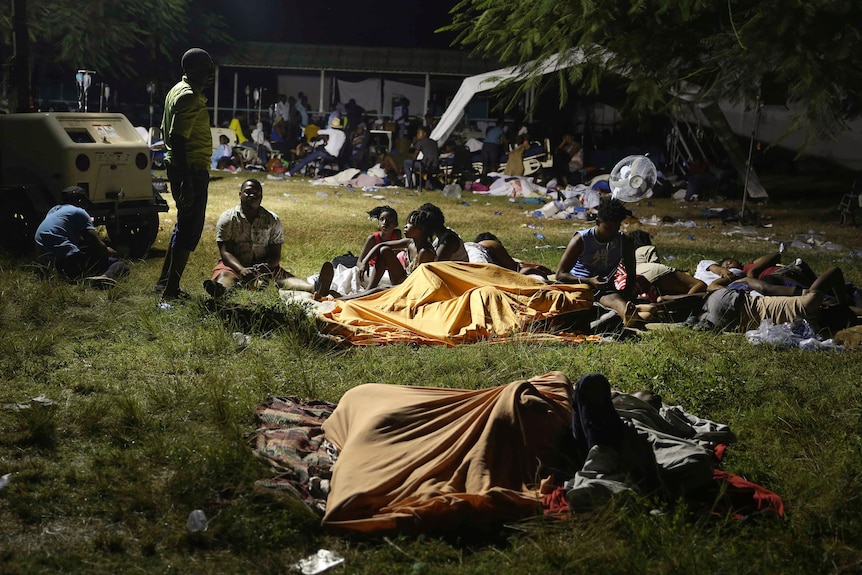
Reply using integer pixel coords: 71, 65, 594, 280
609, 155, 657, 202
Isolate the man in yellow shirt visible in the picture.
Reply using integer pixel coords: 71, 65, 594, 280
156, 47, 213, 302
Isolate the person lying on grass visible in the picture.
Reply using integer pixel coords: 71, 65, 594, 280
690, 265, 857, 333
203, 178, 330, 298
465, 231, 554, 280
695, 252, 812, 293
317, 208, 436, 300
555, 197, 656, 326
625, 230, 707, 297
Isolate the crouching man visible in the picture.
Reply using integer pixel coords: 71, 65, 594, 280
204, 179, 327, 297
34, 186, 130, 288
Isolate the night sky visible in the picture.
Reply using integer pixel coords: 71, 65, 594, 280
213, 0, 460, 49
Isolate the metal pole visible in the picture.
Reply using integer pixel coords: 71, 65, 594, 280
12, 0, 30, 112
213, 65, 220, 127
741, 98, 763, 220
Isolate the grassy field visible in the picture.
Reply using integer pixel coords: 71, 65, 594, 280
1, 170, 861, 574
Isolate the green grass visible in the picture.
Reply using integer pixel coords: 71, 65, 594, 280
0, 172, 860, 573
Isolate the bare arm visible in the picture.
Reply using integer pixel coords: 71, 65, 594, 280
747, 252, 781, 278
707, 263, 736, 280
80, 229, 114, 259
556, 233, 588, 285
218, 241, 255, 282
620, 234, 635, 301
264, 243, 283, 270
415, 245, 437, 266
360, 237, 411, 267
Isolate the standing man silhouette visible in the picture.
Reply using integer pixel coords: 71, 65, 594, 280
156, 48, 213, 302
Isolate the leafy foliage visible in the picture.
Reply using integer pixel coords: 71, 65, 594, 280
0, 0, 231, 80
444, 0, 862, 140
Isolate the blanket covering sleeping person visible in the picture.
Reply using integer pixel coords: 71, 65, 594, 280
250, 372, 784, 534
321, 372, 576, 533
315, 261, 595, 345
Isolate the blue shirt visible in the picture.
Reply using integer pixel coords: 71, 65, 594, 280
35, 205, 95, 258
484, 126, 504, 145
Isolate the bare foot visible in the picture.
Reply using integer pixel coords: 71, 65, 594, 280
313, 261, 334, 301
636, 303, 657, 322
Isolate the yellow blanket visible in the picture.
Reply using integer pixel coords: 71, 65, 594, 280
321, 371, 574, 533
317, 262, 595, 345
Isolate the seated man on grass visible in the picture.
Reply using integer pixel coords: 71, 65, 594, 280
204, 178, 332, 297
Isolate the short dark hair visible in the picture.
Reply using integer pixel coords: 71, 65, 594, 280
596, 198, 630, 224
475, 231, 499, 243
61, 186, 90, 208
627, 230, 652, 249
181, 48, 212, 73
367, 205, 398, 222
241, 178, 263, 191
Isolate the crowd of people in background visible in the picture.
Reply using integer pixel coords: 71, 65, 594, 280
21, 45, 857, 352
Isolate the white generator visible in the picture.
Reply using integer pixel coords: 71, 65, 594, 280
0, 112, 168, 257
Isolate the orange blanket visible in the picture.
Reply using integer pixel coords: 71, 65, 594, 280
317, 262, 595, 345
321, 371, 575, 533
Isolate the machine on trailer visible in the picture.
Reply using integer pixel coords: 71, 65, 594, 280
0, 112, 169, 257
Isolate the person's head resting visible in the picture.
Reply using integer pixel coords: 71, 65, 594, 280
594, 197, 630, 241
61, 186, 91, 210
720, 258, 743, 270
239, 179, 263, 211
475, 231, 500, 243
417, 203, 444, 233
219, 134, 230, 145
627, 229, 653, 250
181, 48, 213, 87
368, 205, 398, 229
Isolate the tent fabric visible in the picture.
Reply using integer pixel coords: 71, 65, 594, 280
382, 80, 426, 116
321, 371, 575, 533
316, 262, 596, 346
336, 78, 382, 116
430, 51, 584, 145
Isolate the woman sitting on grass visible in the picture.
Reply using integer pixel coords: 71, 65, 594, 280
308, 205, 403, 298
417, 202, 469, 262
318, 208, 436, 299
356, 205, 402, 282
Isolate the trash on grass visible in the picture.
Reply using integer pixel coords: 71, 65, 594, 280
293, 549, 345, 575
232, 332, 251, 349
187, 509, 208, 533
745, 319, 843, 351
3, 395, 55, 412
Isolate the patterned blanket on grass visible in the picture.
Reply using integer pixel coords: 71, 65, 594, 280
248, 396, 338, 515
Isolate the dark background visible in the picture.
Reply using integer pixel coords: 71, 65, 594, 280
210, 0, 459, 48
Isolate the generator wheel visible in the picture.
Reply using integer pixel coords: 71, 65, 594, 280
0, 188, 42, 256
108, 211, 160, 259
